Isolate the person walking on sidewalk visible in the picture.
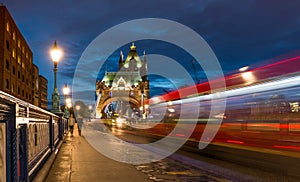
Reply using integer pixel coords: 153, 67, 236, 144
77, 114, 83, 136
69, 114, 75, 136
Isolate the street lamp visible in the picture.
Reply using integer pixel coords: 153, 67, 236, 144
50, 41, 63, 113
66, 98, 72, 108
63, 84, 71, 119
63, 84, 70, 96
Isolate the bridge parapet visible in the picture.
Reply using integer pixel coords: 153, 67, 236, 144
0, 90, 68, 181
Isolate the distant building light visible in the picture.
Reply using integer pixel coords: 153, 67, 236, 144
290, 102, 299, 112
241, 71, 256, 85
168, 108, 175, 113
239, 66, 249, 72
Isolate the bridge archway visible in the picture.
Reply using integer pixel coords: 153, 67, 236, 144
96, 96, 141, 119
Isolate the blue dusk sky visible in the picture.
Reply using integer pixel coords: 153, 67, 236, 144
2, 0, 300, 105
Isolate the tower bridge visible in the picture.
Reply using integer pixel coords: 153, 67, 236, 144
95, 43, 149, 118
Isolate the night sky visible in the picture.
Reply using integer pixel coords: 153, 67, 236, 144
2, 0, 300, 105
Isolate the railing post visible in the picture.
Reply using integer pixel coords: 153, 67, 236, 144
19, 124, 28, 182
5, 103, 18, 182
49, 116, 54, 151
58, 116, 63, 140
65, 118, 69, 134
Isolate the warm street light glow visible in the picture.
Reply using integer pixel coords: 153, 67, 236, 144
63, 84, 70, 95
67, 103, 72, 108
50, 41, 62, 63
76, 105, 81, 110
65, 98, 71, 104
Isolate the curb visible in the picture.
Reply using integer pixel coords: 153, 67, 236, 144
32, 139, 64, 182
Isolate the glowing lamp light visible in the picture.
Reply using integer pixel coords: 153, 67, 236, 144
63, 85, 70, 95
50, 41, 62, 63
67, 103, 72, 108
65, 98, 72, 105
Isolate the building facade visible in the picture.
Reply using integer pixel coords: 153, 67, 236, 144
38, 75, 48, 110
96, 43, 149, 118
32, 64, 40, 106
0, 5, 48, 109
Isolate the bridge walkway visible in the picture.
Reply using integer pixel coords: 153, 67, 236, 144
45, 124, 150, 182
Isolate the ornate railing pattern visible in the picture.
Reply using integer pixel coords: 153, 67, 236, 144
27, 123, 49, 167
53, 119, 59, 145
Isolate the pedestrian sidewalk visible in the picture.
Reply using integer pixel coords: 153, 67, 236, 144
45, 124, 150, 182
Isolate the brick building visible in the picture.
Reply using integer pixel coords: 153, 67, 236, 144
0, 5, 48, 109
38, 75, 48, 110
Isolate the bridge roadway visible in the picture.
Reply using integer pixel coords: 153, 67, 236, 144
42, 123, 238, 182
40, 120, 300, 182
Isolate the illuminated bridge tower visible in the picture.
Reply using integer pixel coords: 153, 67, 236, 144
95, 43, 149, 118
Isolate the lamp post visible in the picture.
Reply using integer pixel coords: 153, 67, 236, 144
144, 104, 149, 118
88, 105, 93, 121
141, 91, 146, 119
63, 84, 71, 119
50, 41, 63, 113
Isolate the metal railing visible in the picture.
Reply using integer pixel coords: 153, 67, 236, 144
0, 91, 68, 182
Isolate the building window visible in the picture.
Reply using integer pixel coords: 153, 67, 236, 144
18, 71, 20, 79
6, 40, 9, 50
6, 60, 9, 70
18, 39, 20, 48
13, 31, 16, 40
18, 57, 21, 64
6, 22, 10, 32
11, 84, 14, 92
5, 79, 9, 90
12, 49, 16, 58
12, 66, 15, 75
22, 62, 25, 69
